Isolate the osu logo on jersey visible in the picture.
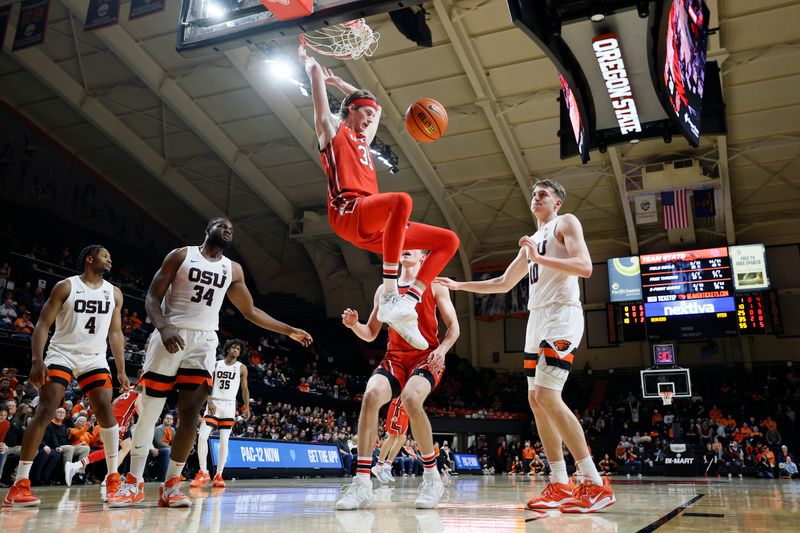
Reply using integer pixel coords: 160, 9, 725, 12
74, 300, 111, 314
188, 267, 227, 288
552, 339, 572, 352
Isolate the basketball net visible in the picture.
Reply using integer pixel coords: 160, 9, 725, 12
300, 19, 380, 60
659, 391, 673, 406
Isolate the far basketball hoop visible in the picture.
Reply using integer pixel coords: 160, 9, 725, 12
658, 390, 674, 406
300, 18, 380, 60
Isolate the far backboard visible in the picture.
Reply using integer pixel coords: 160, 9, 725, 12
640, 367, 692, 400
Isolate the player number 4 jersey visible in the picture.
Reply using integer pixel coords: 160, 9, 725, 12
49, 275, 116, 355
211, 360, 242, 401
162, 246, 233, 331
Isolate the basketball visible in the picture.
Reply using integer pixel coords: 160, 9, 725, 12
404, 98, 448, 143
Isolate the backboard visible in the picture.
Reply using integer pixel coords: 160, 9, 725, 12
640, 367, 691, 400
177, 0, 423, 57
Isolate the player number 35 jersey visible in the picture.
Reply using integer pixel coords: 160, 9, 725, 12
211, 360, 242, 401
49, 276, 116, 355
162, 246, 233, 331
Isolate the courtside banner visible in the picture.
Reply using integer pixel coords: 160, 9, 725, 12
210, 437, 343, 470
129, 0, 165, 20
454, 453, 481, 471
84, 0, 120, 31
13, 0, 49, 51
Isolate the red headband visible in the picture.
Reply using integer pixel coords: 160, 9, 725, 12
349, 98, 378, 110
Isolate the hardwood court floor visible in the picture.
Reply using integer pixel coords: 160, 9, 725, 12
1, 475, 798, 532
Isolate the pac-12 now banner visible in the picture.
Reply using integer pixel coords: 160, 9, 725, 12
453, 453, 481, 471
210, 437, 343, 470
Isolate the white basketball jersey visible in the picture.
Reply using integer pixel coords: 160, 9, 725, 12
526, 216, 581, 310
49, 276, 116, 355
162, 246, 232, 331
211, 359, 242, 401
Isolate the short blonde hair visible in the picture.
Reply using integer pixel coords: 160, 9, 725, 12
532, 179, 566, 202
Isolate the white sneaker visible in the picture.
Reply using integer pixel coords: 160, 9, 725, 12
383, 465, 395, 483
414, 477, 444, 508
64, 462, 80, 487
336, 477, 375, 510
390, 319, 429, 350
371, 466, 388, 484
377, 293, 418, 324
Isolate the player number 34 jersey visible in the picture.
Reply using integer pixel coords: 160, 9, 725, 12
211, 360, 242, 401
162, 246, 233, 331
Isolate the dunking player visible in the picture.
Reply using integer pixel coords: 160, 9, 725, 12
337, 250, 459, 509
3, 245, 130, 507
372, 398, 408, 483
437, 180, 615, 513
109, 218, 312, 508
299, 45, 460, 351
191, 338, 250, 488
64, 386, 142, 493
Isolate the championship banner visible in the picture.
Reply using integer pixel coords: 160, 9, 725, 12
129, 0, 165, 20
693, 188, 716, 218
13, 0, 49, 51
0, 5, 11, 47
729, 243, 770, 291
84, 0, 120, 31
634, 193, 657, 224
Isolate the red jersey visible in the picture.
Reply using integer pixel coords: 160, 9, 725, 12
385, 397, 409, 436
388, 285, 439, 354
320, 123, 378, 209
112, 390, 138, 431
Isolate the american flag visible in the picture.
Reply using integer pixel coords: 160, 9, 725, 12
661, 189, 689, 229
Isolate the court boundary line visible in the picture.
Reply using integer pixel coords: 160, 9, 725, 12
634, 493, 705, 533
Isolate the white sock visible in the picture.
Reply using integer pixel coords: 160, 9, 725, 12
100, 425, 120, 474
218, 429, 231, 475
549, 459, 568, 485
129, 395, 167, 481
17, 460, 33, 480
130, 454, 148, 482
166, 459, 185, 481
576, 456, 603, 486
197, 424, 212, 473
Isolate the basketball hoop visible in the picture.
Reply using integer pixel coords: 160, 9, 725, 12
659, 391, 673, 406
300, 19, 380, 60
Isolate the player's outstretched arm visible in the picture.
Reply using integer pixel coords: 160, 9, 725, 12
145, 248, 188, 353
341, 286, 382, 342
29, 279, 71, 387
435, 249, 528, 294
299, 44, 338, 147
227, 261, 312, 347
427, 284, 460, 374
108, 286, 131, 391
519, 214, 592, 278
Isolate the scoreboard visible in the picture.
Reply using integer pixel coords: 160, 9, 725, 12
639, 247, 737, 340
736, 293, 766, 335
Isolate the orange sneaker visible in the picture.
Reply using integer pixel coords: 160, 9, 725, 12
104, 472, 123, 502
158, 476, 192, 508
107, 473, 145, 508
190, 470, 211, 488
559, 478, 616, 513
212, 473, 226, 488
3, 479, 41, 507
526, 480, 575, 510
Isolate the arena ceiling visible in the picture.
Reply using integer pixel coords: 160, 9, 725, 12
1, 0, 799, 319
